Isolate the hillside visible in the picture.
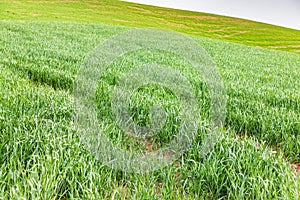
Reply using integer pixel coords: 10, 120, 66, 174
0, 0, 299, 199
1, 0, 300, 53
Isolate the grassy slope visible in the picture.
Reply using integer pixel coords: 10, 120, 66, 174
1, 20, 299, 200
0, 0, 299, 199
1, 0, 300, 53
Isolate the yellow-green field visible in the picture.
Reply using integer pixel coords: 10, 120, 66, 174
1, 0, 300, 53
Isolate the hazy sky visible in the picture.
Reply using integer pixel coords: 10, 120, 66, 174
124, 0, 300, 30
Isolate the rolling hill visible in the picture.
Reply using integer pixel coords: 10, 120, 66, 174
0, 0, 299, 199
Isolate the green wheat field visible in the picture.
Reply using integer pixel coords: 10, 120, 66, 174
0, 0, 299, 199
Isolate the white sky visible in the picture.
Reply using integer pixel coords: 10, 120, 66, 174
123, 0, 300, 30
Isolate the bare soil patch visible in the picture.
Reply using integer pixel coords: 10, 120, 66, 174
30, 13, 41, 17
113, 19, 133, 23
127, 6, 153, 14
290, 163, 300, 175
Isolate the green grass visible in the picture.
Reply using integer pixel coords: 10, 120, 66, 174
1, 20, 299, 199
0, 0, 300, 199
1, 0, 300, 53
